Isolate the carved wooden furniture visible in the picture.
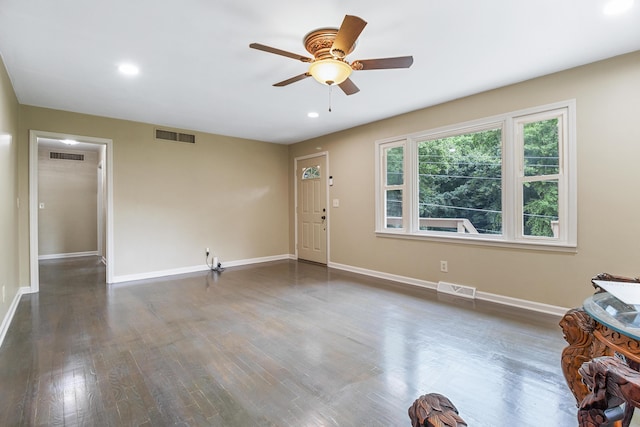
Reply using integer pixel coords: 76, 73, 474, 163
560, 273, 640, 426
578, 356, 640, 427
408, 393, 467, 427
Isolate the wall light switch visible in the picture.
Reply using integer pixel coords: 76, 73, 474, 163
39, 203, 45, 209
332, 199, 339, 208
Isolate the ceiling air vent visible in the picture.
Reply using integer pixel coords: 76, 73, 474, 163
50, 152, 84, 161
155, 128, 196, 144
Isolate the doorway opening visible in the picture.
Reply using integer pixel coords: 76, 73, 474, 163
28, 130, 114, 292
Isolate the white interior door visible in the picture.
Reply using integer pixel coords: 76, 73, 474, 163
297, 156, 327, 264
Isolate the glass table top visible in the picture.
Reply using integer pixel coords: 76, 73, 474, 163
584, 291, 640, 341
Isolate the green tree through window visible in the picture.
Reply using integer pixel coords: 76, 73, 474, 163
384, 145, 404, 228
522, 118, 560, 237
418, 128, 502, 234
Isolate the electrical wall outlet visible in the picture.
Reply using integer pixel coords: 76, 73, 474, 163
206, 248, 210, 256
440, 261, 448, 273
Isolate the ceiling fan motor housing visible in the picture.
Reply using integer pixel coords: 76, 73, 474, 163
303, 28, 356, 60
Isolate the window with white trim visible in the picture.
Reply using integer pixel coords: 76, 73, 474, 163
382, 143, 405, 229
375, 101, 576, 248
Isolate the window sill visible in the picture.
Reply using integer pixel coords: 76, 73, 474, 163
375, 230, 577, 253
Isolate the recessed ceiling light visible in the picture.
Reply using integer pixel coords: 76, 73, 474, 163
307, 112, 319, 118
603, 0, 634, 15
118, 63, 140, 76
61, 139, 79, 145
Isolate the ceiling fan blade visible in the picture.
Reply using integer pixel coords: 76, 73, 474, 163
338, 78, 360, 96
249, 43, 313, 63
331, 15, 367, 58
273, 73, 311, 87
352, 56, 414, 70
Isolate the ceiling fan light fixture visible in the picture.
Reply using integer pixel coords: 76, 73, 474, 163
308, 59, 352, 86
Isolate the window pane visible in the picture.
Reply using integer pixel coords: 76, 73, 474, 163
302, 166, 320, 180
524, 118, 559, 176
417, 128, 502, 235
523, 180, 559, 237
386, 146, 404, 186
386, 189, 403, 228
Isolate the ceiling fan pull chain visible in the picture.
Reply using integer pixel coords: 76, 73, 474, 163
328, 85, 332, 113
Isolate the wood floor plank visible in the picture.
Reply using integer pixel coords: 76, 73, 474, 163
0, 257, 580, 426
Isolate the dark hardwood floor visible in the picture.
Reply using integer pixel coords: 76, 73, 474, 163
0, 257, 578, 426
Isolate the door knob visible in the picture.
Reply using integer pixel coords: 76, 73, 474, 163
321, 215, 326, 220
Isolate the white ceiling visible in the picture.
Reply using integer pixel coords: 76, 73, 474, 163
1, 1, 638, 144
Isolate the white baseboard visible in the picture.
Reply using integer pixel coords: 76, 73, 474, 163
39, 251, 98, 260
112, 254, 293, 284
328, 261, 568, 317
221, 254, 295, 268
0, 286, 31, 349
329, 262, 438, 290
475, 291, 568, 317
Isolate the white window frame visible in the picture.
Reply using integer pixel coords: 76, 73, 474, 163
375, 100, 577, 251
376, 140, 408, 231
513, 108, 571, 243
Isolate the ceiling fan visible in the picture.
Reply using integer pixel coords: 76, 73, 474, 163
249, 15, 413, 96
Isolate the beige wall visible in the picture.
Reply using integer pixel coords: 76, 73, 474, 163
38, 147, 99, 256
17, 107, 290, 280
0, 54, 20, 326
289, 51, 640, 309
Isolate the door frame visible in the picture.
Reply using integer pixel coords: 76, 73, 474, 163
294, 152, 330, 263
28, 130, 115, 292
97, 158, 104, 262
